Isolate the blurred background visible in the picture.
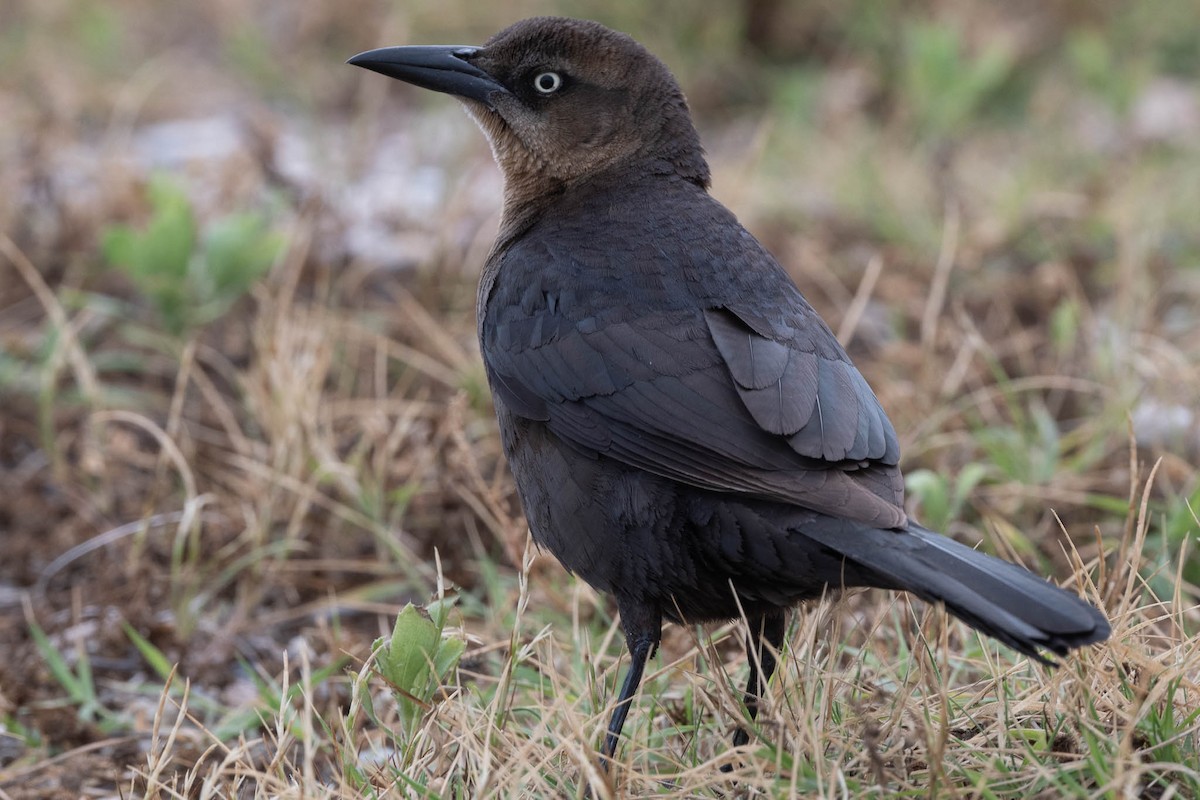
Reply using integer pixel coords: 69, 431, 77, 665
1, 0, 1198, 796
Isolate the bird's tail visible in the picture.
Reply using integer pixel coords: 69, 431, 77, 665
802, 521, 1110, 662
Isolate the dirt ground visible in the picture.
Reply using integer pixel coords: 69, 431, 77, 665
2, 1, 1198, 798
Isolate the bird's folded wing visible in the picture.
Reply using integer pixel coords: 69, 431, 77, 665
486, 299, 907, 527
703, 306, 899, 464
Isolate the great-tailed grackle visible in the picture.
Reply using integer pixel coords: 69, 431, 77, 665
349, 16, 1109, 764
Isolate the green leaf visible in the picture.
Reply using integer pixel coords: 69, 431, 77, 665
200, 211, 280, 306
101, 176, 197, 335
377, 602, 439, 699
903, 22, 1015, 139
122, 622, 175, 683
1049, 299, 1080, 355
426, 595, 457, 632
432, 638, 466, 683
101, 175, 279, 337
952, 462, 988, 513
28, 619, 82, 698
906, 468, 950, 530
373, 598, 465, 739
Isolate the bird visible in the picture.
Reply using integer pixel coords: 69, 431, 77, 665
348, 16, 1110, 765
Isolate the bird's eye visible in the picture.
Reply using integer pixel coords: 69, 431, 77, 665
532, 71, 563, 94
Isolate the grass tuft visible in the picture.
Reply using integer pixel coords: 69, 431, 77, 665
0, 1, 1197, 797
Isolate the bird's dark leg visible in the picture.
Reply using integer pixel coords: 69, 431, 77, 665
601, 600, 661, 763
732, 610, 786, 749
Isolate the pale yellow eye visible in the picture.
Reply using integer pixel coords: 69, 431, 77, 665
533, 71, 562, 94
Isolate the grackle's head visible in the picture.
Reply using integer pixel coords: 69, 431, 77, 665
349, 17, 710, 197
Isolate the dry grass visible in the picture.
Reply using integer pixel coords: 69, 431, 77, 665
1, 1, 1199, 798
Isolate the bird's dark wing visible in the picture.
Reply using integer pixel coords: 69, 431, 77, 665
482, 191, 902, 532
703, 305, 898, 464
484, 239, 907, 527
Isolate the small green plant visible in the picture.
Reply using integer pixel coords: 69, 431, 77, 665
905, 462, 988, 531
1066, 29, 1143, 115
70, 1, 123, 72
369, 595, 465, 742
901, 21, 1015, 140
28, 618, 125, 732
1154, 485, 1200, 591
102, 176, 281, 337
1049, 297, 1083, 356
975, 413, 1061, 486
1135, 675, 1200, 795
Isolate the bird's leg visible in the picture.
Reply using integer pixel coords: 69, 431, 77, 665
732, 610, 786, 749
601, 600, 661, 764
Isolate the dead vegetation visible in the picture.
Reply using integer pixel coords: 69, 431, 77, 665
1, 1, 1198, 797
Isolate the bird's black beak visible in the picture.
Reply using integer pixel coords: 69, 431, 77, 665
347, 45, 508, 107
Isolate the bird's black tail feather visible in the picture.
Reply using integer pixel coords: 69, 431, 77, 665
802, 522, 1110, 662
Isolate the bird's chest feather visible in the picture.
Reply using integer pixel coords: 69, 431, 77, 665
494, 405, 682, 596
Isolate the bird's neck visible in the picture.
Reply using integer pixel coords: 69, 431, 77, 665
495, 152, 707, 249
493, 174, 564, 252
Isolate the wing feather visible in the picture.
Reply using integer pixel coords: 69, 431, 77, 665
482, 203, 905, 527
